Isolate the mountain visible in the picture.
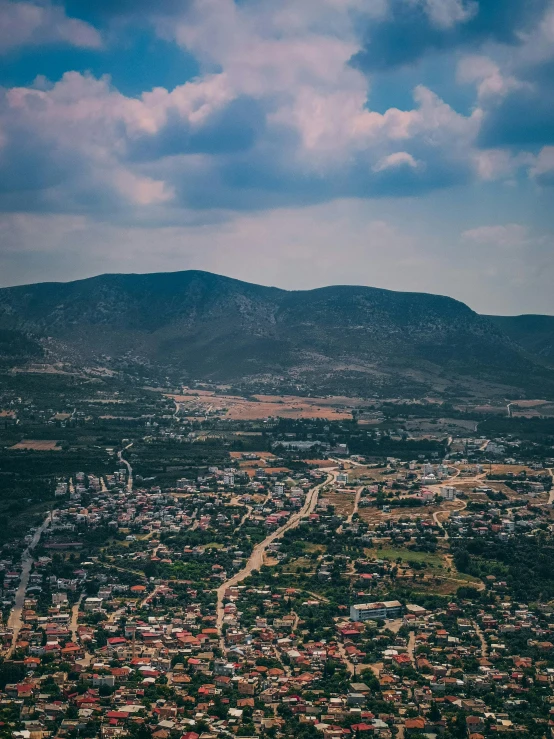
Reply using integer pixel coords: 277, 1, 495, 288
486, 315, 554, 364
0, 270, 552, 397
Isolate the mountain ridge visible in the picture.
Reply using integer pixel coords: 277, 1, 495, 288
0, 270, 552, 397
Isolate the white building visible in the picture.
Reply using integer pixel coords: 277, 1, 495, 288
441, 486, 457, 500
350, 600, 402, 621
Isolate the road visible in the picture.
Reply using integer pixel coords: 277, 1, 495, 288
70, 593, 84, 642
432, 509, 449, 540
216, 471, 334, 641
346, 486, 364, 525
433, 497, 468, 540
172, 398, 182, 421
233, 504, 253, 534
118, 443, 133, 492
140, 584, 164, 609
70, 593, 94, 666
6, 512, 51, 657
336, 641, 356, 675
407, 630, 416, 665
474, 621, 488, 657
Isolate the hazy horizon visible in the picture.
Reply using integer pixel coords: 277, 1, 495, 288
0, 0, 553, 315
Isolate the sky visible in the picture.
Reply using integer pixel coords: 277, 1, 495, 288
0, 0, 553, 315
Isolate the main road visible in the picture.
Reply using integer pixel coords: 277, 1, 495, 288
6, 511, 52, 658
118, 443, 134, 492
216, 469, 335, 641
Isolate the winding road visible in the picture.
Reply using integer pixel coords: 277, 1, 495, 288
118, 443, 134, 492
216, 470, 335, 644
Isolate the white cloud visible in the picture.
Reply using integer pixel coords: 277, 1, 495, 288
457, 55, 523, 101
373, 151, 420, 172
112, 170, 175, 206
0, 0, 101, 53
461, 224, 530, 248
529, 146, 554, 183
423, 0, 477, 29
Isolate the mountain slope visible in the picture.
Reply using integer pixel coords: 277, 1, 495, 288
486, 314, 554, 364
0, 271, 551, 396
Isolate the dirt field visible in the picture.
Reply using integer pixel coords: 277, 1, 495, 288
358, 498, 463, 527
230, 451, 276, 461
325, 490, 357, 518
168, 391, 354, 420
347, 466, 386, 484
489, 464, 548, 475
510, 401, 554, 417
10, 440, 61, 451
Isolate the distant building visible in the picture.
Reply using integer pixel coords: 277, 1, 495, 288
350, 600, 402, 621
441, 486, 457, 500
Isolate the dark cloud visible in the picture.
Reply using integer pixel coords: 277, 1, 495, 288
478, 60, 554, 149
534, 170, 554, 187
169, 130, 472, 212
64, 0, 192, 24
0, 98, 79, 194
351, 0, 549, 72
127, 97, 267, 162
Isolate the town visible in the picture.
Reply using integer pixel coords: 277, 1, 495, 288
1, 378, 554, 739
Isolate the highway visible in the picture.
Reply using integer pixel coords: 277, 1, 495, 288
6, 512, 51, 658
216, 469, 335, 641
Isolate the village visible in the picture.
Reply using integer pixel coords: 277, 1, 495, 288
1, 405, 554, 739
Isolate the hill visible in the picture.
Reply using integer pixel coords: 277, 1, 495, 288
0, 271, 552, 397
486, 314, 554, 364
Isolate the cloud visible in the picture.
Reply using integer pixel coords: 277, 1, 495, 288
477, 59, 554, 149
0, 57, 482, 218
0, 0, 101, 53
529, 146, 554, 185
351, 0, 549, 72
64, 0, 192, 23
373, 151, 420, 171
457, 55, 523, 101
0, 0, 550, 228
2, 204, 553, 315
461, 224, 530, 248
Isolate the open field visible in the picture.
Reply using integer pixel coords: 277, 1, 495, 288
510, 401, 554, 417
230, 451, 276, 461
10, 439, 61, 451
324, 490, 357, 518
358, 498, 464, 526
363, 545, 483, 595
168, 391, 355, 420
347, 466, 387, 484
488, 464, 548, 475
367, 545, 444, 567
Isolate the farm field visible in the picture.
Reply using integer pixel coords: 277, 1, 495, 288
10, 439, 61, 451
167, 390, 356, 420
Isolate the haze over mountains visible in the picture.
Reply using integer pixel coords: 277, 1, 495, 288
0, 271, 553, 398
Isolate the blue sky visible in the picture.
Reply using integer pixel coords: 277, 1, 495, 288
0, 0, 553, 314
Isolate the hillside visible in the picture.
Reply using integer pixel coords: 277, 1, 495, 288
486, 314, 554, 364
0, 271, 552, 397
